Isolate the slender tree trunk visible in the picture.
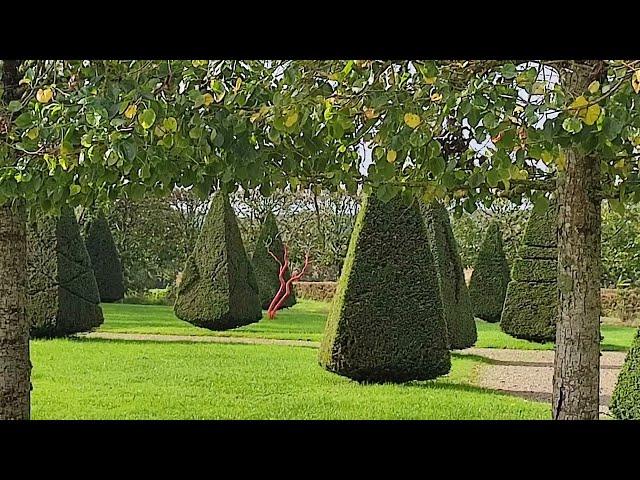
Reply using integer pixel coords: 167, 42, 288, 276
0, 201, 30, 419
552, 151, 601, 420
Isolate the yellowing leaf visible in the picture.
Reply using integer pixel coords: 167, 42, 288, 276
584, 104, 601, 126
233, 77, 243, 93
556, 150, 567, 172
363, 107, 377, 120
386, 149, 397, 163
124, 104, 138, 119
403, 113, 421, 129
430, 92, 442, 102
163, 117, 177, 132
215, 91, 225, 103
588, 80, 600, 94
531, 82, 545, 95
36, 88, 53, 104
615, 158, 625, 170
633, 71, 640, 94
203, 93, 214, 107
569, 96, 589, 116
284, 111, 299, 128
26, 128, 39, 140
424, 76, 437, 85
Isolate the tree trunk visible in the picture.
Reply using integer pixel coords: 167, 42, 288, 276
0, 201, 30, 420
0, 59, 31, 420
552, 151, 601, 420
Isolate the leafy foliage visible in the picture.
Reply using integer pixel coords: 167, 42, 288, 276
319, 193, 450, 382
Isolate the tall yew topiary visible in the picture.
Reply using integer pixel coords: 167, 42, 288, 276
421, 201, 477, 349
610, 329, 640, 419
27, 207, 104, 338
501, 203, 558, 342
84, 211, 125, 302
468, 222, 511, 323
251, 212, 296, 310
174, 191, 262, 330
319, 194, 451, 383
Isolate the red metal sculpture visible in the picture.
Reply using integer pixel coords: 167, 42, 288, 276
266, 245, 310, 319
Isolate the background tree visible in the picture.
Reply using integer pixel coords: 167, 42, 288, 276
174, 191, 262, 330
468, 222, 511, 323
319, 193, 450, 382
251, 212, 296, 309
84, 211, 125, 302
501, 201, 558, 342
422, 201, 477, 349
28, 206, 103, 337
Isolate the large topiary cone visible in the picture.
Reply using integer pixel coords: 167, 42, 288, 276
251, 212, 296, 310
421, 201, 477, 349
610, 329, 640, 419
84, 211, 126, 303
27, 206, 104, 338
174, 191, 262, 330
319, 194, 451, 383
468, 221, 511, 323
501, 203, 558, 342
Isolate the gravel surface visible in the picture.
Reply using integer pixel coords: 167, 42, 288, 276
459, 347, 627, 416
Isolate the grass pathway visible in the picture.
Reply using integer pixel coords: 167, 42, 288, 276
80, 329, 628, 417
81, 331, 320, 348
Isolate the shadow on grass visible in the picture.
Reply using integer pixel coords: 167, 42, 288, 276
451, 352, 623, 369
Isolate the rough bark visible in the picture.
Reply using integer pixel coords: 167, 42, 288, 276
0, 59, 31, 420
552, 151, 601, 420
0, 202, 31, 420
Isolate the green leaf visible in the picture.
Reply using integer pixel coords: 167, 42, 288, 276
163, 117, 178, 132
562, 117, 583, 134
501, 64, 517, 79
14, 112, 34, 129
69, 184, 81, 196
7, 100, 22, 113
139, 108, 157, 129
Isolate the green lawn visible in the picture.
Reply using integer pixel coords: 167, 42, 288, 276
99, 300, 637, 351
31, 338, 550, 420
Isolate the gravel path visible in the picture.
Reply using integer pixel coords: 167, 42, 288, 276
459, 347, 627, 416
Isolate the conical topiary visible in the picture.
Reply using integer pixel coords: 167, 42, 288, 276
421, 201, 477, 349
174, 191, 262, 330
468, 221, 511, 323
610, 329, 640, 419
251, 212, 296, 310
319, 194, 451, 383
84, 211, 125, 303
501, 203, 558, 342
27, 206, 104, 338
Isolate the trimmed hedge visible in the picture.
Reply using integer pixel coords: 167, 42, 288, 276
251, 212, 296, 310
27, 206, 104, 338
84, 211, 125, 302
174, 191, 262, 330
610, 329, 640, 419
319, 194, 451, 383
421, 201, 477, 349
296, 281, 336, 302
501, 204, 558, 342
468, 222, 511, 323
